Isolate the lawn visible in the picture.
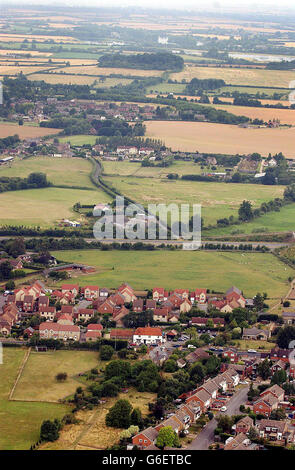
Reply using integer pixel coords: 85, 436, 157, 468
103, 174, 284, 226
0, 156, 95, 188
233, 340, 276, 351
51, 249, 294, 298
0, 186, 111, 227
12, 349, 100, 402
145, 120, 295, 158
0, 347, 69, 450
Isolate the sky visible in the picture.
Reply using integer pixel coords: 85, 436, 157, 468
2, 0, 295, 10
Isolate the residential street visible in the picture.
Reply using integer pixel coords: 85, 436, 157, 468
187, 385, 250, 450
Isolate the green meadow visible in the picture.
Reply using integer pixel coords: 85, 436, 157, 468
51, 249, 293, 298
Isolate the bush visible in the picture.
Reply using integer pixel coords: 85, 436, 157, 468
105, 399, 133, 428
100, 345, 114, 361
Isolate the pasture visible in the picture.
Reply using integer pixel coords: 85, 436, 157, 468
55, 65, 163, 77
144, 120, 295, 158
0, 347, 69, 450
102, 159, 208, 177
103, 174, 284, 226
0, 156, 95, 188
12, 349, 100, 402
51, 249, 294, 298
0, 122, 60, 139
170, 66, 295, 88
0, 186, 110, 227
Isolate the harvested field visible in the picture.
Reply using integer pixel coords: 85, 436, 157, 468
203, 103, 295, 125
145, 120, 295, 158
0, 65, 54, 75
27, 73, 97, 85
0, 123, 60, 139
170, 66, 295, 88
55, 65, 163, 77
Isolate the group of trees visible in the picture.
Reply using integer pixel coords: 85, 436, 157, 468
98, 52, 184, 71
0, 172, 50, 193
185, 77, 226, 94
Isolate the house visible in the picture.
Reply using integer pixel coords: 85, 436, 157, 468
198, 379, 219, 399
38, 296, 49, 310
253, 395, 280, 417
39, 306, 56, 321
83, 285, 99, 301
226, 291, 246, 308
117, 283, 137, 303
186, 389, 211, 413
282, 311, 295, 325
61, 284, 79, 297
133, 327, 164, 345
57, 313, 74, 325
258, 419, 288, 442
194, 289, 207, 304
22, 295, 35, 313
152, 287, 165, 302
153, 308, 169, 322
97, 298, 116, 315
222, 347, 239, 363
146, 299, 156, 310
112, 306, 130, 327
260, 384, 285, 402
132, 427, 158, 449
61, 305, 74, 315
270, 347, 290, 363
224, 433, 253, 450
155, 415, 184, 435
271, 359, 286, 374
242, 327, 269, 341
77, 308, 95, 322
186, 348, 210, 364
39, 319, 80, 341
234, 416, 254, 435
180, 298, 192, 313
133, 299, 143, 312
110, 329, 134, 341
191, 317, 225, 328
85, 325, 102, 341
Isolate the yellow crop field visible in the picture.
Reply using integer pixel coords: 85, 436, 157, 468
0, 33, 79, 43
145, 120, 295, 157
0, 65, 53, 75
0, 49, 53, 57
0, 123, 60, 139
170, 65, 295, 88
203, 103, 295, 125
55, 65, 163, 77
27, 74, 96, 85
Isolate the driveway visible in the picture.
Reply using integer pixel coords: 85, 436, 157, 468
187, 385, 249, 450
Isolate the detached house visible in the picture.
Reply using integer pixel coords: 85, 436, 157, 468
61, 284, 79, 298
83, 285, 99, 301
117, 283, 137, 303
133, 327, 164, 345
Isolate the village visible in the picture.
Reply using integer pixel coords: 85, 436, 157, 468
1, 273, 295, 450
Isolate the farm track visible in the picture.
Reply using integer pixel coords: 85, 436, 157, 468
9, 347, 31, 400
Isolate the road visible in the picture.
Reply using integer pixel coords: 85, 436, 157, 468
187, 385, 249, 450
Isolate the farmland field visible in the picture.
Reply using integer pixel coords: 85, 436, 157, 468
12, 349, 100, 402
103, 175, 284, 226
0, 123, 60, 139
202, 103, 295, 126
58, 135, 98, 146
27, 73, 97, 85
144, 120, 295, 157
0, 347, 69, 450
170, 66, 295, 88
206, 202, 295, 236
0, 186, 110, 227
51, 249, 294, 298
102, 159, 209, 177
0, 156, 95, 188
55, 65, 163, 77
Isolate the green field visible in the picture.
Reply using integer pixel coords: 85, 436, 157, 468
0, 186, 110, 227
58, 135, 98, 146
51, 249, 293, 298
147, 82, 186, 94
102, 160, 217, 177
0, 348, 69, 450
13, 349, 100, 402
0, 156, 95, 188
103, 175, 284, 226
207, 202, 295, 236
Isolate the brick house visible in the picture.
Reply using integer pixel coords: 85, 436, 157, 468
61, 284, 79, 297
132, 427, 158, 449
83, 285, 99, 301
222, 348, 239, 363
235, 416, 254, 435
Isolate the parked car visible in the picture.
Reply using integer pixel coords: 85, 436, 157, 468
220, 406, 227, 412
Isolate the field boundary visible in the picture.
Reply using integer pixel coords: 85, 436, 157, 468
9, 347, 31, 400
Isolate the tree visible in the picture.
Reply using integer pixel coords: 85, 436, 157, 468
105, 399, 133, 428
271, 369, 287, 385
238, 200, 253, 221
5, 280, 15, 290
277, 326, 295, 349
248, 426, 259, 440
100, 345, 114, 361
253, 293, 264, 311
0, 261, 12, 280
40, 419, 61, 442
163, 359, 178, 373
156, 426, 180, 449
130, 408, 142, 426
55, 372, 67, 382
257, 359, 271, 380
